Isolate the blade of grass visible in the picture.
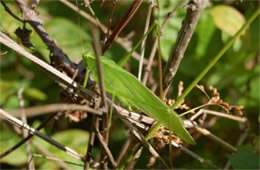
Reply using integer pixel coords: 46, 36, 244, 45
118, 21, 158, 67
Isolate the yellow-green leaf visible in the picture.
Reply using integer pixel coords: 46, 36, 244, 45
24, 88, 47, 101
210, 5, 245, 36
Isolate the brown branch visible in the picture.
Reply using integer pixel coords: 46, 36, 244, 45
102, 0, 143, 53
95, 118, 117, 168
0, 0, 24, 22
89, 25, 110, 168
84, 116, 97, 170
58, 0, 153, 66
15, 0, 77, 77
125, 146, 143, 169
105, 0, 117, 43
116, 137, 132, 164
162, 0, 208, 95
6, 103, 102, 118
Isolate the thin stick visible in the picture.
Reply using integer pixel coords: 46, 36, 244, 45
84, 116, 98, 170
190, 109, 247, 123
89, 18, 110, 167
179, 145, 218, 169
195, 126, 237, 153
116, 137, 131, 164
90, 26, 102, 59
0, 0, 24, 22
125, 147, 143, 169
138, 0, 153, 81
105, 0, 117, 43
32, 142, 74, 170
6, 103, 102, 118
157, 23, 163, 99
33, 154, 82, 168
142, 0, 186, 85
118, 21, 158, 67
162, 0, 208, 95
102, 0, 143, 53
18, 88, 35, 170
0, 109, 85, 161
0, 112, 58, 159
95, 120, 117, 168
180, 103, 214, 117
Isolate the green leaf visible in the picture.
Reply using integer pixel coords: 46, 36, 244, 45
194, 10, 216, 59
36, 129, 88, 169
0, 80, 19, 106
24, 88, 47, 101
0, 125, 27, 166
229, 146, 259, 169
33, 17, 93, 62
85, 55, 195, 144
210, 5, 245, 36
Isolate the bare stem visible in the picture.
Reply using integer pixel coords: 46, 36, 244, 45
162, 0, 208, 95
138, 0, 153, 81
102, 0, 143, 53
195, 126, 237, 153
58, 0, 150, 65
18, 88, 35, 170
142, 0, 186, 85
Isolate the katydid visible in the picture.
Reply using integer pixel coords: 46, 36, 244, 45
81, 21, 195, 144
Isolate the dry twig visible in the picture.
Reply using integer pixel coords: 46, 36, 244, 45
18, 88, 35, 170
162, 0, 208, 95
0, 109, 85, 161
14, 0, 77, 76
6, 103, 102, 118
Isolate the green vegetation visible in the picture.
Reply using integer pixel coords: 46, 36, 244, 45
0, 0, 259, 169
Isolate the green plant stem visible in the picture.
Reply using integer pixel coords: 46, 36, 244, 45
83, 69, 90, 88
109, 91, 116, 128
146, 7, 260, 141
118, 21, 158, 67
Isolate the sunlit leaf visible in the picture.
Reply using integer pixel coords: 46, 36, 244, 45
0, 125, 26, 165
210, 5, 245, 36
33, 17, 93, 62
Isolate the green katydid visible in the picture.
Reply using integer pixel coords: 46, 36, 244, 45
81, 21, 195, 145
